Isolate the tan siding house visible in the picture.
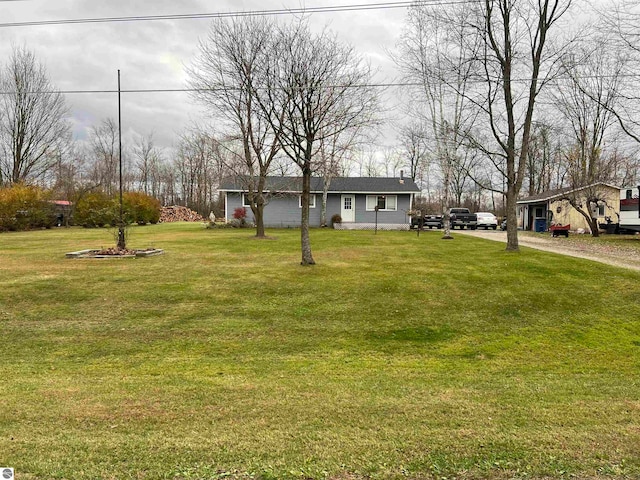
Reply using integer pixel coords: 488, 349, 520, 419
517, 183, 620, 233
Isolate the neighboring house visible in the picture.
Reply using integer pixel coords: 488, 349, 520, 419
516, 183, 620, 232
219, 176, 420, 229
51, 200, 72, 226
620, 186, 640, 232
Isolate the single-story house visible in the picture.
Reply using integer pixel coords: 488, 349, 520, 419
516, 183, 621, 232
620, 186, 640, 232
219, 176, 420, 229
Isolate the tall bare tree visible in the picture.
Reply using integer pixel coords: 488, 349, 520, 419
397, 121, 431, 186
261, 21, 378, 265
133, 133, 163, 196
395, 3, 481, 239
550, 41, 628, 236
0, 46, 70, 185
174, 127, 227, 215
315, 129, 361, 227
463, 0, 573, 249
525, 122, 563, 195
87, 118, 120, 196
188, 16, 283, 238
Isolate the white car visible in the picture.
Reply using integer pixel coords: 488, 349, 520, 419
476, 212, 498, 230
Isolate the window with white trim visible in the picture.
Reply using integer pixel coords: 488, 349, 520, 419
366, 195, 397, 211
242, 193, 251, 207
299, 194, 316, 208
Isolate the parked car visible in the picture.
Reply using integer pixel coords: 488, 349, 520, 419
410, 213, 443, 229
476, 212, 498, 230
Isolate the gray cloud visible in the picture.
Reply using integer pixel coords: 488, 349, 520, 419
0, 1, 409, 154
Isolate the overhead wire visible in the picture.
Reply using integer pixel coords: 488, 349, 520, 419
0, 0, 635, 95
0, 0, 475, 28
1, 74, 639, 96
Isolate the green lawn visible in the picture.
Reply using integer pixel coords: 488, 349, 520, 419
0, 223, 639, 480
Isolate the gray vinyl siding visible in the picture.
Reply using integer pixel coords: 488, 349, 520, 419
326, 194, 342, 222
353, 194, 411, 223
227, 192, 322, 227
226, 191, 412, 227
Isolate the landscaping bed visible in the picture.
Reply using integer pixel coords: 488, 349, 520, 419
65, 247, 164, 258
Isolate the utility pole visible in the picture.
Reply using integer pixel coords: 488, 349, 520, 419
117, 69, 126, 250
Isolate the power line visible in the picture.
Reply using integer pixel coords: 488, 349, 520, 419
0, 0, 474, 28
1, 73, 639, 96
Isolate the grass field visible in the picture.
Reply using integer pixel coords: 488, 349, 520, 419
0, 223, 639, 479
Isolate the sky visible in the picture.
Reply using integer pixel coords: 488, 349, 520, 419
0, 1, 410, 155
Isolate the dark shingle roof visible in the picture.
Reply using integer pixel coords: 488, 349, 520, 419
517, 183, 621, 204
517, 187, 573, 204
219, 176, 420, 193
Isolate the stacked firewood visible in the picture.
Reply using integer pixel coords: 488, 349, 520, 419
159, 206, 204, 223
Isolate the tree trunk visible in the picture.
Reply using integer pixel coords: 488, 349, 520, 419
441, 156, 453, 240
253, 176, 268, 238
321, 177, 330, 227
253, 202, 266, 238
300, 167, 315, 265
505, 186, 519, 251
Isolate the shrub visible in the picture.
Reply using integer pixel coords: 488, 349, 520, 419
233, 207, 248, 227
233, 207, 247, 220
0, 184, 55, 232
73, 192, 117, 228
123, 192, 161, 225
330, 214, 342, 227
74, 191, 161, 228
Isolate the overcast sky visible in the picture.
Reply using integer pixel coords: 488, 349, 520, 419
0, 1, 409, 154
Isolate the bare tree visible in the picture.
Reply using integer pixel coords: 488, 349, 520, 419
87, 118, 120, 196
315, 128, 362, 227
572, 2, 640, 193
133, 133, 163, 196
553, 41, 626, 236
525, 122, 564, 195
188, 16, 283, 238
352, 146, 383, 177
461, 0, 573, 249
395, 3, 482, 239
0, 46, 70, 185
397, 121, 431, 186
174, 127, 227, 215
261, 21, 378, 265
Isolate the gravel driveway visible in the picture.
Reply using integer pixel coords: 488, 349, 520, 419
456, 229, 640, 272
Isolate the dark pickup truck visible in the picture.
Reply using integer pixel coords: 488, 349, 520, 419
446, 208, 477, 230
410, 213, 443, 229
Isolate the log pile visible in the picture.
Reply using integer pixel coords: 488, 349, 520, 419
159, 206, 204, 223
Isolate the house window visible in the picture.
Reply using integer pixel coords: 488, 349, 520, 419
366, 195, 397, 211
242, 193, 251, 207
598, 204, 605, 216
299, 194, 316, 208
